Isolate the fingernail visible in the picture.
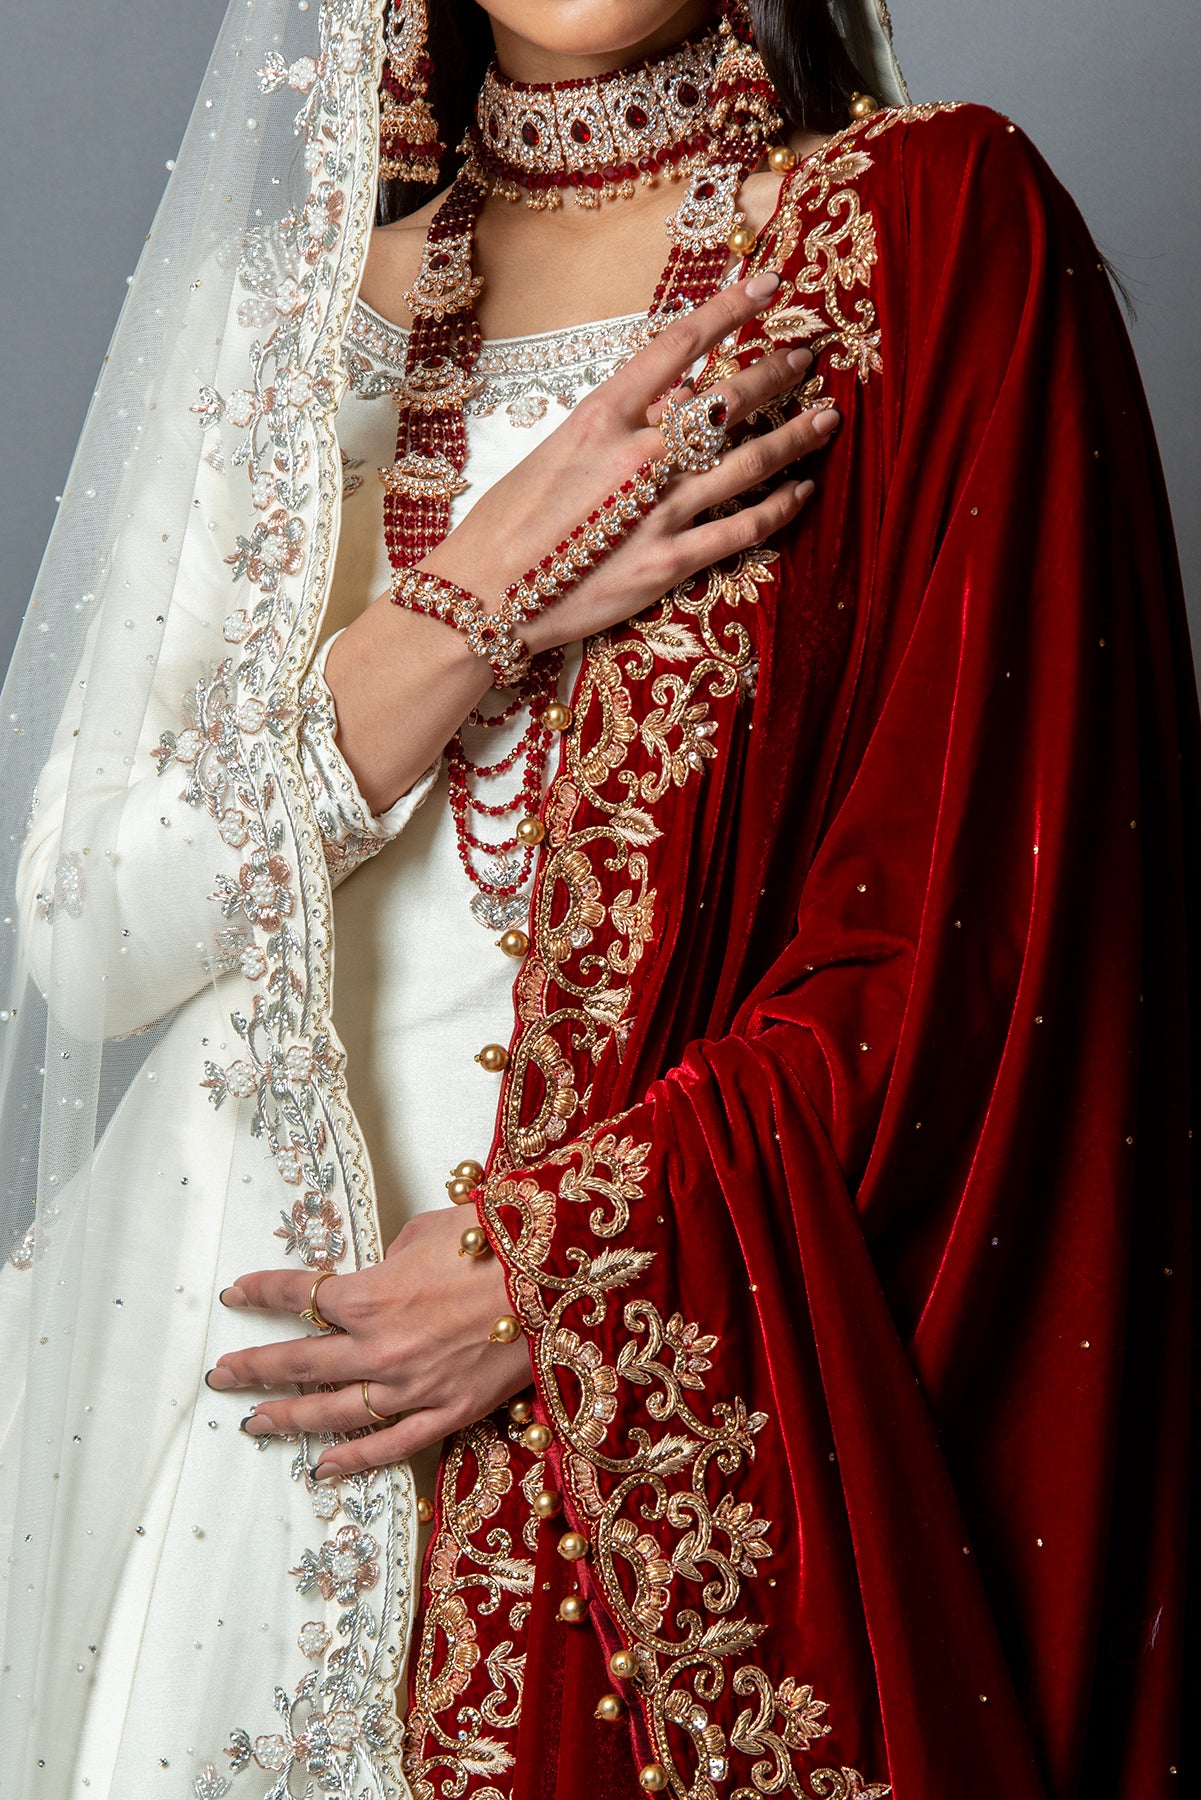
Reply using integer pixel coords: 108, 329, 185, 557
205, 1366, 237, 1390
219, 1286, 248, 1308
239, 1413, 264, 1436
312, 1464, 341, 1483
795, 480, 816, 501
745, 272, 781, 300
813, 409, 841, 435
786, 347, 813, 371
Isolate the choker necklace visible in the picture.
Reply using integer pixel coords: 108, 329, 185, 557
467, 29, 726, 210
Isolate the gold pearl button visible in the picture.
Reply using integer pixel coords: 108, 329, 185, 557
608, 1647, 638, 1681
489, 1314, 522, 1344
639, 1765, 669, 1793
767, 143, 797, 173
508, 1397, 533, 1424
496, 928, 529, 958
453, 1158, 485, 1184
475, 1044, 509, 1073
458, 1226, 488, 1258
850, 91, 879, 118
446, 1176, 476, 1203
558, 1593, 588, 1623
557, 1530, 588, 1562
541, 701, 573, 732
727, 224, 757, 257
532, 1488, 561, 1519
516, 815, 546, 846
521, 1422, 552, 1454
594, 1692, 625, 1722
416, 1496, 434, 1525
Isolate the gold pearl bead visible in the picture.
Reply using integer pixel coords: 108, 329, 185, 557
508, 1397, 533, 1425
608, 1647, 639, 1681
522, 1422, 552, 1454
541, 701, 573, 732
557, 1530, 589, 1561
496, 928, 529, 959
458, 1226, 488, 1258
453, 1158, 485, 1183
594, 1692, 625, 1722
475, 1044, 509, 1073
727, 224, 757, 257
446, 1176, 476, 1203
516, 815, 546, 846
639, 1765, 669, 1793
489, 1314, 522, 1344
850, 91, 879, 119
767, 143, 798, 173
532, 1488, 562, 1519
416, 1496, 434, 1525
558, 1593, 588, 1623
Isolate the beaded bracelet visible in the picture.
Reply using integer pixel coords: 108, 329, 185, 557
390, 568, 532, 689
501, 461, 668, 622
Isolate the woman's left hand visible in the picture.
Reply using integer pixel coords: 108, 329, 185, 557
205, 1208, 531, 1481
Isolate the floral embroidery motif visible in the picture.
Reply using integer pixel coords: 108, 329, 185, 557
177, 2, 417, 1795
345, 300, 650, 427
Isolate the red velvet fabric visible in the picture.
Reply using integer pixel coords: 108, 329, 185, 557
401, 105, 1196, 1800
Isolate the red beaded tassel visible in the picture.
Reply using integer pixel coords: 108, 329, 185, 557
378, 0, 445, 184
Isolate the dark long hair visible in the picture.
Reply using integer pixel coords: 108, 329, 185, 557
377, 1, 867, 223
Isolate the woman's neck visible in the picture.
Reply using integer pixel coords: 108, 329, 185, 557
489, 0, 717, 84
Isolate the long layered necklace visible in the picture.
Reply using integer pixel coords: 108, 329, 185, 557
380, 4, 782, 934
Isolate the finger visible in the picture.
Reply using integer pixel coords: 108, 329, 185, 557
668, 405, 839, 522
608, 272, 782, 416
677, 477, 815, 571
708, 345, 814, 429
222, 1266, 354, 1330
311, 1405, 462, 1481
241, 1379, 396, 1440
206, 1327, 371, 1393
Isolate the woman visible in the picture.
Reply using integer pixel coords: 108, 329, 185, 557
0, 1, 1194, 1795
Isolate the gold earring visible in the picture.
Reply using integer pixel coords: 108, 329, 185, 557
379, 0, 445, 184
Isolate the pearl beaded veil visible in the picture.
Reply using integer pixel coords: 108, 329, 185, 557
0, 2, 908, 1791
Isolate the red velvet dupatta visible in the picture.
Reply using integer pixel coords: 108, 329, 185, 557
401, 104, 1197, 1800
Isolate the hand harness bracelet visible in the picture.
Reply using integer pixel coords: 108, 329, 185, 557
389, 390, 729, 688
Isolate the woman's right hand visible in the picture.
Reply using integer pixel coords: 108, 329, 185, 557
421, 272, 838, 653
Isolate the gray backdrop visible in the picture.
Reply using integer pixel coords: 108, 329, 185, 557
2, 0, 1197, 670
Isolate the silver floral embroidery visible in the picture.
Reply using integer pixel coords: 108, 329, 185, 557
345, 299, 650, 427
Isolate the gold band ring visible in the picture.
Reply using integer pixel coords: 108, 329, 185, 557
299, 1270, 338, 1331
362, 1380, 394, 1425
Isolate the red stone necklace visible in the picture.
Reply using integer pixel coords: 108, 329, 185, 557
379, 2, 783, 930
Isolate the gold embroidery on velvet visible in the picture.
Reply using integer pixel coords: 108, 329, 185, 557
477, 1134, 889, 1798
402, 112, 925, 1798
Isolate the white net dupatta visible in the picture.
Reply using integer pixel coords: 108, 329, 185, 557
0, 3, 420, 1795
833, 0, 911, 107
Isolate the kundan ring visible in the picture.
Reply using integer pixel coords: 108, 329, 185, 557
657, 388, 730, 474
300, 1270, 339, 1331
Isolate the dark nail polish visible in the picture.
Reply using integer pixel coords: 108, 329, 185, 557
239, 1415, 259, 1436
203, 1368, 216, 1390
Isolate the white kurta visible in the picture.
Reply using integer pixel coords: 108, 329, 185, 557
3, 298, 646, 1798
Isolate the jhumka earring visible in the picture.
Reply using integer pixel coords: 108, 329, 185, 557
379, 0, 445, 183
711, 0, 783, 146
